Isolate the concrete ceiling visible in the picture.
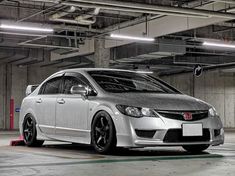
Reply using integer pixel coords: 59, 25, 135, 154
1, 0, 235, 74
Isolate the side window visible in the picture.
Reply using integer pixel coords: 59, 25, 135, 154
40, 77, 62, 95
63, 76, 86, 94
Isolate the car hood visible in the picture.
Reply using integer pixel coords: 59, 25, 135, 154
108, 93, 210, 111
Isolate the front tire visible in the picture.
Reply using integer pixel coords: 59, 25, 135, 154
22, 114, 44, 147
91, 111, 116, 154
182, 144, 209, 153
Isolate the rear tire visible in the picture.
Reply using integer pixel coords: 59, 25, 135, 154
22, 114, 44, 147
91, 111, 116, 154
182, 144, 209, 153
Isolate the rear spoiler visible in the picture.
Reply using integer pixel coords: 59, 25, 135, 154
26, 85, 39, 96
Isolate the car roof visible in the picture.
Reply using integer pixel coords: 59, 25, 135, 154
56, 68, 152, 74
63, 68, 137, 72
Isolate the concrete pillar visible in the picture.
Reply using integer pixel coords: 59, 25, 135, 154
94, 39, 110, 68
11, 65, 27, 129
5, 64, 12, 129
0, 64, 6, 129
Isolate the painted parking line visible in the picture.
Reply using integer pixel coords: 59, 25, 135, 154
0, 154, 224, 169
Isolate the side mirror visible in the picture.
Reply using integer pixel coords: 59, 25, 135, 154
26, 85, 38, 96
70, 85, 88, 96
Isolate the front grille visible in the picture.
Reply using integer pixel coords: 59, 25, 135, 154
135, 130, 156, 138
157, 110, 208, 121
163, 129, 210, 143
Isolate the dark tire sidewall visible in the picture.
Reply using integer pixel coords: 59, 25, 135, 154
23, 114, 37, 146
91, 111, 116, 154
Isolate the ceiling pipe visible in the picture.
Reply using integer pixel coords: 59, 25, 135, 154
27, 0, 60, 3
51, 17, 97, 25
63, 0, 235, 19
49, 5, 100, 25
75, 8, 100, 21
50, 6, 76, 19
18, 42, 80, 50
101, 9, 140, 17
63, 2, 208, 18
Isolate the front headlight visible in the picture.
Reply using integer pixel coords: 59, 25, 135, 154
209, 107, 218, 117
116, 105, 158, 118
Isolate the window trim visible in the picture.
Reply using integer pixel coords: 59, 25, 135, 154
38, 74, 64, 95
61, 72, 97, 96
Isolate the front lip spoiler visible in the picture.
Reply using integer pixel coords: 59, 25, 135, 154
134, 139, 223, 147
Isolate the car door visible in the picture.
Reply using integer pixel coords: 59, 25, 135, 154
55, 72, 90, 141
35, 74, 63, 135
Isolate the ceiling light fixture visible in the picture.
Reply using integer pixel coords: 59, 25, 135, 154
110, 34, 154, 42
136, 70, 153, 74
203, 41, 235, 48
0, 24, 54, 33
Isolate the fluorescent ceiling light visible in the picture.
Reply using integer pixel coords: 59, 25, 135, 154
110, 34, 154, 42
203, 41, 235, 48
0, 24, 53, 33
136, 70, 153, 74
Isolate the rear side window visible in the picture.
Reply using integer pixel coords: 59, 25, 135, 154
40, 77, 62, 94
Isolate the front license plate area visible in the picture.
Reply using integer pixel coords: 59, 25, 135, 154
182, 123, 203, 136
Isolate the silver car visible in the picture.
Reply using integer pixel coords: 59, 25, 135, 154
19, 68, 224, 154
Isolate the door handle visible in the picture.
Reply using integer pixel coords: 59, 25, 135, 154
36, 98, 42, 103
57, 99, 65, 104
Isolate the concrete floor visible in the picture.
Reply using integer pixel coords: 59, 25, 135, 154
0, 131, 234, 176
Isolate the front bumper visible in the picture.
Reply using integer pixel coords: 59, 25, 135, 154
115, 114, 224, 147
133, 128, 224, 147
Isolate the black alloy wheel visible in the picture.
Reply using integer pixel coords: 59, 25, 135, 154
91, 111, 116, 154
23, 114, 44, 147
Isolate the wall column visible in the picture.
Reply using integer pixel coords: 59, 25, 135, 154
0, 64, 6, 129
94, 39, 110, 68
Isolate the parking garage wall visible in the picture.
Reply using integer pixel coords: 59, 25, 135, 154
0, 64, 58, 130
161, 70, 235, 129
1, 66, 235, 129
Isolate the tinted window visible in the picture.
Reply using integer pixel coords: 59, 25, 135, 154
63, 76, 86, 94
41, 77, 62, 94
88, 71, 179, 94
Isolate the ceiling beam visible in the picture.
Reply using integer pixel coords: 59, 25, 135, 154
66, 0, 235, 19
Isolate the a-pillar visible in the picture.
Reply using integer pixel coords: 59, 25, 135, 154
94, 38, 110, 68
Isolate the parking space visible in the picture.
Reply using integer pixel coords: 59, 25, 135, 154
0, 131, 234, 176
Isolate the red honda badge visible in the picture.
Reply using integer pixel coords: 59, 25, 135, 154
183, 112, 193, 120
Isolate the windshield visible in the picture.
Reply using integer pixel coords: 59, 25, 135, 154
88, 70, 180, 94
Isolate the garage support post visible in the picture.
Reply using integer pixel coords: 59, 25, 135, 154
94, 38, 110, 68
